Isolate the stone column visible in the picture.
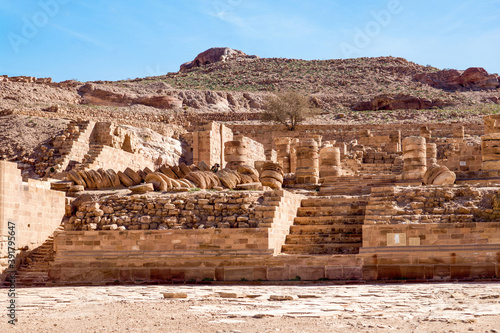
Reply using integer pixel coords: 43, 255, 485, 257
319, 142, 341, 183
295, 138, 319, 184
481, 133, 500, 171
224, 140, 247, 170
274, 137, 292, 173
402, 137, 427, 180
289, 138, 300, 173
387, 130, 401, 153
426, 143, 437, 167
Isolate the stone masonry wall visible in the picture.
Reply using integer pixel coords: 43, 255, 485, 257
68, 191, 264, 231
230, 123, 484, 152
0, 161, 65, 276
84, 146, 156, 172
363, 185, 500, 248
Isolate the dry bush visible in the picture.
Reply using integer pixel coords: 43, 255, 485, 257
261, 91, 317, 130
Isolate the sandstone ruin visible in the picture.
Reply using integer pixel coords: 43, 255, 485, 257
2, 113, 500, 286
2, 51, 500, 287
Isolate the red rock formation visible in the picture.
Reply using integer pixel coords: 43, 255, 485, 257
179, 47, 257, 72
414, 67, 500, 90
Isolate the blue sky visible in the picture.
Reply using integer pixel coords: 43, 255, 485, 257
1, 0, 499, 82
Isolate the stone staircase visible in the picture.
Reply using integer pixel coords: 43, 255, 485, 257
54, 120, 95, 172
5, 225, 64, 287
281, 195, 369, 255
359, 162, 402, 175
77, 144, 105, 170
320, 175, 398, 195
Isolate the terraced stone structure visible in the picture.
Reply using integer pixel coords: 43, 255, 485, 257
3, 114, 500, 287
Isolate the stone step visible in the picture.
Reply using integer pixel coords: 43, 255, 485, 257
297, 206, 366, 217
281, 243, 361, 255
285, 234, 362, 244
301, 196, 369, 207
290, 224, 363, 235
294, 215, 364, 225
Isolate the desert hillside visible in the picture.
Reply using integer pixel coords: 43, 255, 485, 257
1, 47, 500, 171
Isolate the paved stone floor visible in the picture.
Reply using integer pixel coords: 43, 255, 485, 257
1, 282, 500, 332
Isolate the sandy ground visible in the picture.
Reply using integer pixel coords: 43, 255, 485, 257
1, 283, 499, 333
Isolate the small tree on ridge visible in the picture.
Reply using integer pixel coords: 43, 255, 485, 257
261, 91, 317, 131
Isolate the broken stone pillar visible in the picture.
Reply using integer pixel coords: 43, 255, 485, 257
481, 133, 500, 170
387, 130, 401, 153
295, 138, 319, 184
402, 136, 427, 180
310, 134, 322, 147
274, 137, 292, 173
426, 143, 437, 167
453, 125, 465, 139
260, 161, 284, 189
319, 142, 341, 183
289, 138, 300, 173
420, 126, 431, 139
224, 140, 247, 170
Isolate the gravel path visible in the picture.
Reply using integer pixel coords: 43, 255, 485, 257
1, 283, 500, 332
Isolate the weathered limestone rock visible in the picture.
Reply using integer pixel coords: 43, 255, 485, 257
295, 138, 319, 184
129, 183, 154, 193
160, 164, 179, 179
124, 167, 142, 185
402, 136, 427, 180
186, 171, 209, 189
68, 170, 86, 186
117, 171, 135, 187
319, 143, 341, 182
216, 169, 238, 189
145, 172, 168, 191
423, 165, 456, 185
107, 169, 121, 188
274, 137, 292, 173
237, 164, 260, 182
197, 161, 210, 171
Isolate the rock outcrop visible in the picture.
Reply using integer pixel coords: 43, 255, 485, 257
179, 47, 257, 72
414, 67, 500, 91
78, 83, 182, 109
352, 95, 451, 111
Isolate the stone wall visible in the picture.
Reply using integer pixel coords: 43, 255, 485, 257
236, 135, 266, 168
438, 138, 482, 172
230, 123, 484, 152
192, 122, 233, 168
0, 161, 65, 276
81, 145, 156, 172
68, 191, 263, 231
56, 229, 273, 255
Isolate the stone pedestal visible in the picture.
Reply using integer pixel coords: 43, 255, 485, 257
402, 137, 427, 180
481, 133, 500, 171
274, 137, 292, 173
319, 143, 341, 183
224, 140, 247, 170
295, 138, 319, 184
